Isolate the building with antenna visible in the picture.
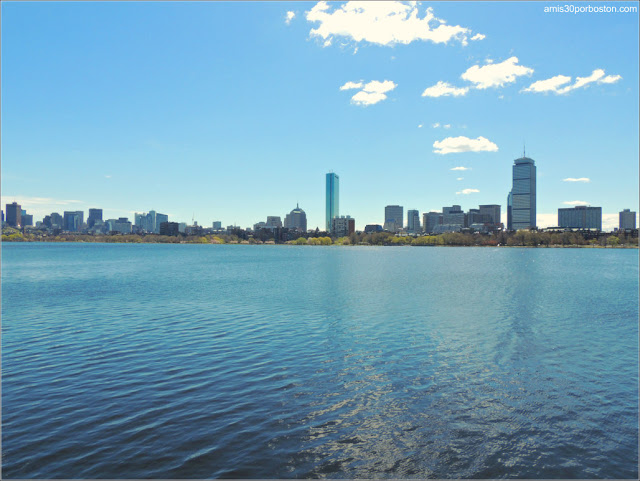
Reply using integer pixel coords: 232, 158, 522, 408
507, 149, 536, 230
284, 204, 307, 232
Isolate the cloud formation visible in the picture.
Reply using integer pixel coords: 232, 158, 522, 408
285, 11, 296, 25
450, 166, 470, 171
457, 188, 480, 195
433, 136, 498, 154
306, 1, 476, 47
563, 200, 590, 206
471, 33, 486, 41
341, 79, 397, 106
422, 81, 469, 98
461, 56, 534, 89
339, 81, 363, 90
563, 177, 591, 183
522, 69, 621, 94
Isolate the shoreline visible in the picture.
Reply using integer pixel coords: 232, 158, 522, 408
1, 239, 637, 249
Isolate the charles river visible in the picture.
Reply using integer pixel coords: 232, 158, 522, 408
1, 243, 638, 479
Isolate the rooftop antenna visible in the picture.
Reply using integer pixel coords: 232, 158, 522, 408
523, 141, 526, 158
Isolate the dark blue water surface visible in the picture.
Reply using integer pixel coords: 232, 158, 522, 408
1, 243, 638, 479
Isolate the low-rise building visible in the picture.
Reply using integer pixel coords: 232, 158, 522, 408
558, 206, 602, 230
331, 215, 355, 237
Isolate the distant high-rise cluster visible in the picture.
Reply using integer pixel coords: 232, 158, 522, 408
3, 154, 637, 237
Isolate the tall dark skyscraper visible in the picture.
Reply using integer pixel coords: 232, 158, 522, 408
87, 208, 103, 228
326, 173, 339, 231
507, 155, 536, 230
5, 202, 21, 227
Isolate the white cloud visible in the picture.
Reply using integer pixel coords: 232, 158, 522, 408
456, 177, 463, 181
521, 74, 571, 93
418, 124, 423, 128
285, 11, 296, 25
443, 124, 451, 129
450, 166, 470, 171
600, 74, 622, 84
522, 68, 622, 94
306, 1, 472, 48
461, 56, 534, 89
433, 136, 498, 154
602, 213, 622, 231
563, 177, 591, 183
535, 213, 558, 228
563, 200, 590, 206
1, 195, 83, 207
471, 33, 486, 41
1, 195, 86, 222
456, 188, 479, 195
422, 81, 469, 98
432, 122, 440, 128
343, 79, 397, 106
339, 81, 363, 90
105, 175, 112, 179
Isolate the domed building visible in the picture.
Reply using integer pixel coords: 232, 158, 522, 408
284, 204, 307, 232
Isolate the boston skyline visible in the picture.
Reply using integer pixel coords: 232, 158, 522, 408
1, 2, 638, 231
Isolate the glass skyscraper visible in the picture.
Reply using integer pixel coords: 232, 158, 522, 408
507, 156, 536, 230
326, 173, 339, 231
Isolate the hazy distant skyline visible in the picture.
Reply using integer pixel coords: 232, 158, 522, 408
2, 1, 638, 230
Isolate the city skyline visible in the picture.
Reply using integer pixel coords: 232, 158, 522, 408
1, 2, 638, 231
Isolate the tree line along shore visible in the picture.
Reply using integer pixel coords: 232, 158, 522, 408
1, 228, 637, 248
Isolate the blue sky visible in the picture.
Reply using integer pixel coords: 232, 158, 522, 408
2, 1, 638, 230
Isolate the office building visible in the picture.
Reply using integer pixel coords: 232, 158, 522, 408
44, 212, 63, 229
159, 222, 180, 236
364, 224, 383, 233
212, 221, 222, 230
508, 155, 536, 230
384, 205, 403, 232
407, 209, 420, 233
442, 205, 465, 226
331, 215, 355, 237
63, 211, 84, 232
5, 202, 21, 227
284, 204, 307, 232
106, 217, 132, 234
21, 211, 33, 227
619, 209, 636, 230
558, 206, 602, 230
87, 208, 103, 228
423, 212, 442, 234
266, 216, 282, 228
148, 211, 157, 232
479, 205, 501, 225
155, 214, 168, 233
134, 210, 167, 233
326, 173, 339, 231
